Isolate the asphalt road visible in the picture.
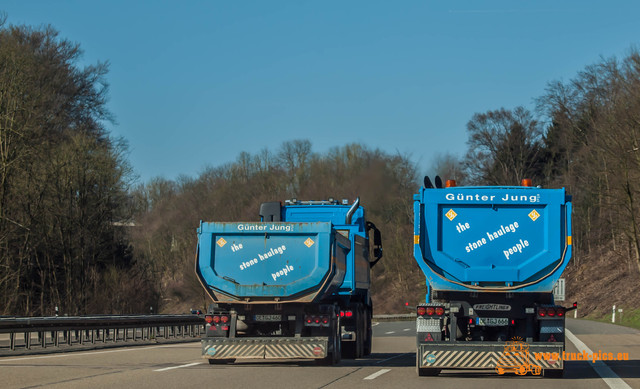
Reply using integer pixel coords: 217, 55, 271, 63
0, 319, 638, 389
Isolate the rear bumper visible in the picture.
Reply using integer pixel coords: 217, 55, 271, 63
202, 337, 329, 360
418, 342, 564, 370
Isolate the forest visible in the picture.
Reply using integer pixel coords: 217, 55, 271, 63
1, 20, 639, 316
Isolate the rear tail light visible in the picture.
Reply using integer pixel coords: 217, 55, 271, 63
221, 315, 229, 323
313, 316, 320, 324
547, 308, 556, 317
435, 307, 444, 316
204, 315, 213, 324
322, 316, 329, 325
557, 308, 565, 317
213, 315, 221, 323
426, 307, 435, 316
417, 307, 426, 316
538, 308, 546, 317
305, 315, 313, 324
340, 310, 353, 318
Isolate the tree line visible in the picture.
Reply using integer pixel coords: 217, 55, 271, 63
1, 18, 638, 315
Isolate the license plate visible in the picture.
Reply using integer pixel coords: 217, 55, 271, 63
254, 314, 281, 322
476, 317, 508, 326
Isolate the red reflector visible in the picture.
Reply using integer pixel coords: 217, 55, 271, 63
548, 308, 556, 317
221, 326, 229, 331
538, 308, 546, 317
469, 318, 473, 324
511, 319, 515, 325
426, 307, 435, 316
425, 333, 434, 342
204, 315, 213, 324
345, 311, 353, 318
213, 315, 220, 323
405, 302, 409, 306
435, 307, 444, 316
221, 315, 229, 323
548, 334, 557, 342
417, 307, 426, 316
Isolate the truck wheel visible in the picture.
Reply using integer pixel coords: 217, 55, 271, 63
543, 368, 564, 378
342, 306, 364, 359
208, 358, 235, 365
316, 315, 341, 365
363, 308, 372, 356
416, 353, 440, 376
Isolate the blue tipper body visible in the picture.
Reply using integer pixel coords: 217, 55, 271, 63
197, 222, 348, 302
196, 203, 369, 303
413, 186, 572, 293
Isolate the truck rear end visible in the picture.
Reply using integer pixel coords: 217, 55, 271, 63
196, 199, 382, 365
413, 179, 573, 377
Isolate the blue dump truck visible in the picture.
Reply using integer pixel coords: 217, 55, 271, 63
195, 198, 382, 365
413, 177, 574, 377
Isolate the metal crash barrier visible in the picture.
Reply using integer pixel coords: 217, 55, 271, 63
0, 315, 205, 351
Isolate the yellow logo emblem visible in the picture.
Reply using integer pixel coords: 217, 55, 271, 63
304, 238, 315, 248
445, 209, 457, 221
529, 210, 540, 221
216, 237, 227, 247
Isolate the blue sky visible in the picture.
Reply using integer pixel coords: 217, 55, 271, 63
2, 1, 639, 183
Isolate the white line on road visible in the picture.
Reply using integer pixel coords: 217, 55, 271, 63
154, 362, 202, 372
403, 328, 410, 331
384, 331, 395, 334
364, 369, 391, 380
565, 329, 631, 389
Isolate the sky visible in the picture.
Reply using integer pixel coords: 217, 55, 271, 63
2, 1, 640, 183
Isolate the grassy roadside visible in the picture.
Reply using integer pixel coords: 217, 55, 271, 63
582, 307, 640, 331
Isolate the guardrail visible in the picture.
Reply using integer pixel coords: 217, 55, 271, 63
0, 315, 205, 351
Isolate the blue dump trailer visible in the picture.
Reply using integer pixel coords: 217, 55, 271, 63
195, 198, 382, 365
413, 178, 574, 377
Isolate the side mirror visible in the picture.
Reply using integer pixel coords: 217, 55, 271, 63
366, 221, 383, 268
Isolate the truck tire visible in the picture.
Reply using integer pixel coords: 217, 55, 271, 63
543, 368, 564, 378
363, 307, 372, 356
208, 358, 235, 365
341, 306, 364, 359
316, 314, 341, 365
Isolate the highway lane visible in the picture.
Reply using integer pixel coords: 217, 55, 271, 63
0, 319, 638, 389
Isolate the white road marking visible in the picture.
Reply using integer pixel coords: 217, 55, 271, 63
565, 329, 631, 389
154, 362, 202, 372
0, 342, 192, 363
384, 331, 395, 334
403, 328, 410, 331
364, 368, 391, 380
372, 322, 380, 327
